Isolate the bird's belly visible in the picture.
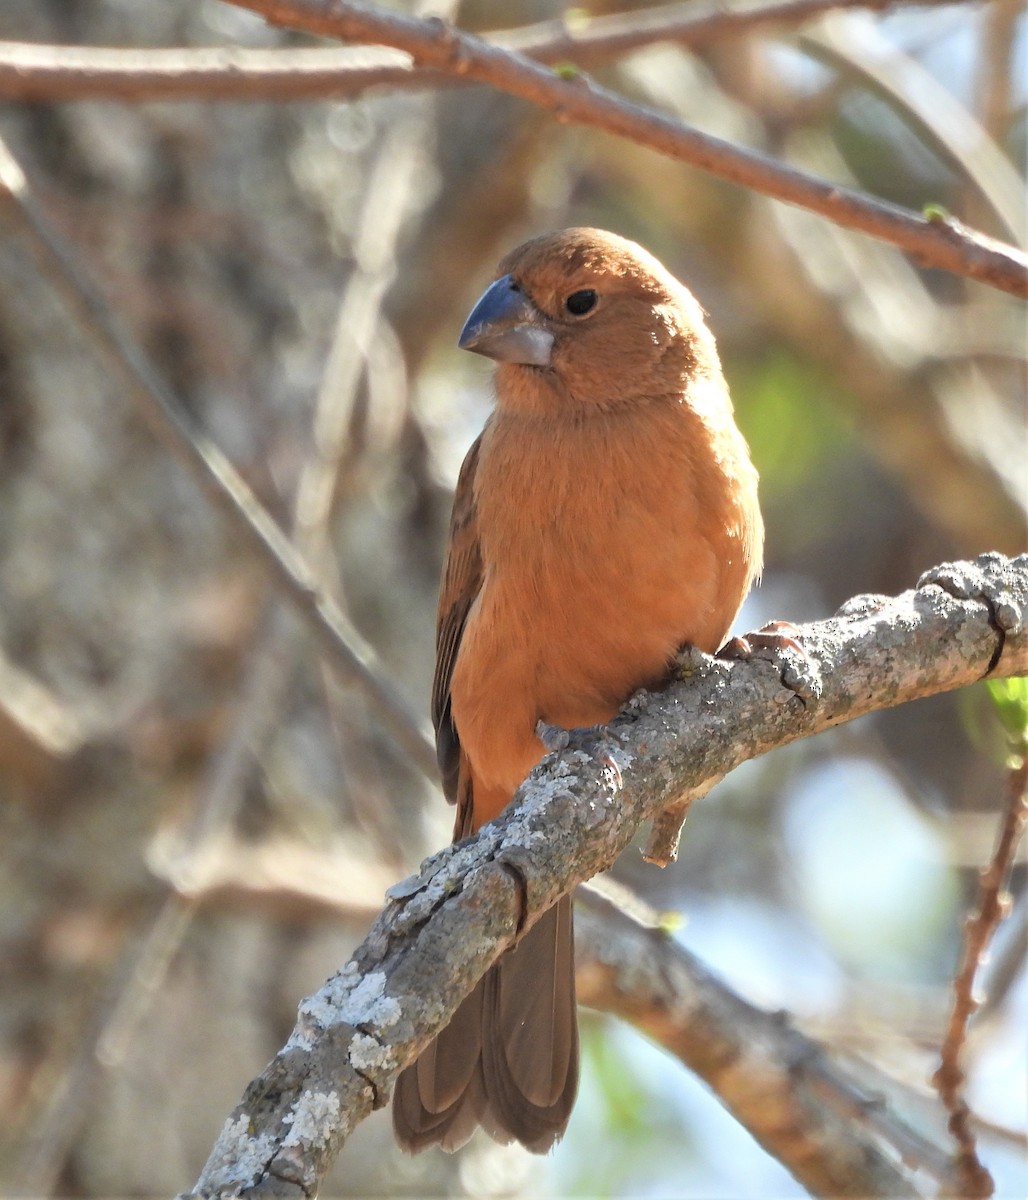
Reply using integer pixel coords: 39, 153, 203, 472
451, 506, 736, 798
450, 400, 760, 803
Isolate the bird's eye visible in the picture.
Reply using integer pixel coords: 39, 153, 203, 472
564, 289, 598, 316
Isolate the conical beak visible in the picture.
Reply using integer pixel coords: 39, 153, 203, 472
458, 274, 553, 367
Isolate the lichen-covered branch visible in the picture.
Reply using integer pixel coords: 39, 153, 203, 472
183, 552, 1028, 1199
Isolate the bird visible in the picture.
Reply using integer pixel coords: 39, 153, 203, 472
392, 227, 764, 1154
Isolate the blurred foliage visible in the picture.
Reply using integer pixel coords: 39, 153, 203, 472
565, 1021, 684, 1197
729, 349, 858, 553
961, 676, 1028, 766
985, 675, 1028, 754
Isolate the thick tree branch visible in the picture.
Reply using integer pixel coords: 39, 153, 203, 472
223, 0, 1028, 298
573, 883, 952, 1197
0, 1, 942, 103
184, 552, 1028, 1199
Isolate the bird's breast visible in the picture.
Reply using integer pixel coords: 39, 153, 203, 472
451, 392, 761, 796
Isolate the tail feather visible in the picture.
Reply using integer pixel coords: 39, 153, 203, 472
392, 896, 578, 1153
415, 983, 484, 1112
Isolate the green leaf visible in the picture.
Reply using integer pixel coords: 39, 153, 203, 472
985, 676, 1028, 755
656, 908, 685, 935
922, 202, 952, 223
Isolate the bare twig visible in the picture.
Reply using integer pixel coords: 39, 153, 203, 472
183, 553, 1028, 1199
0, 649, 86, 787
967, 0, 1021, 236
0, 135, 436, 778
0, 41, 412, 101
0, 0, 942, 103
975, 0, 1020, 145
932, 754, 1028, 1198
293, 112, 422, 564
803, 13, 1026, 245
754, 134, 1027, 550
222, 0, 1028, 298
501, 0, 938, 68
294, 97, 434, 857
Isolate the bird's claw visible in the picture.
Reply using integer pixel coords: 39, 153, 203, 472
720, 620, 822, 704
535, 720, 623, 788
720, 619, 804, 660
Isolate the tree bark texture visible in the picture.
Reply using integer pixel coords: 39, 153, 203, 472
185, 551, 1028, 1199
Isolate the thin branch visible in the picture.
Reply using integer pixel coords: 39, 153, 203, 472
503, 0, 937, 67
975, 0, 1020, 146
932, 754, 1028, 1198
0, 0, 942, 103
574, 881, 951, 1197
0, 41, 411, 101
183, 552, 1028, 1199
803, 13, 1026, 245
763, 182, 1027, 549
0, 648, 86, 786
222, 0, 1028, 298
293, 110, 422, 563
0, 135, 437, 779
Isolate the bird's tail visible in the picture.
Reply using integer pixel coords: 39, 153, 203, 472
392, 895, 579, 1153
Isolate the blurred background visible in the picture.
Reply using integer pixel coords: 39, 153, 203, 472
0, 1, 1024, 1196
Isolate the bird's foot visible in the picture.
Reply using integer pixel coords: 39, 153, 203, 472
719, 619, 803, 660
536, 719, 623, 789
720, 620, 821, 704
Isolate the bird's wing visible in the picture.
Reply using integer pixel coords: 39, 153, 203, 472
432, 432, 484, 811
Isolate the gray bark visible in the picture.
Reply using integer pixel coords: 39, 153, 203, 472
185, 551, 1028, 1199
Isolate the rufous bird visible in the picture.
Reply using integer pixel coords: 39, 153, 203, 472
392, 228, 764, 1153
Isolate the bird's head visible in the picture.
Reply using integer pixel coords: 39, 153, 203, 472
458, 228, 719, 411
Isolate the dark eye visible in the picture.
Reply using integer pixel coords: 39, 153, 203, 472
565, 289, 598, 316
